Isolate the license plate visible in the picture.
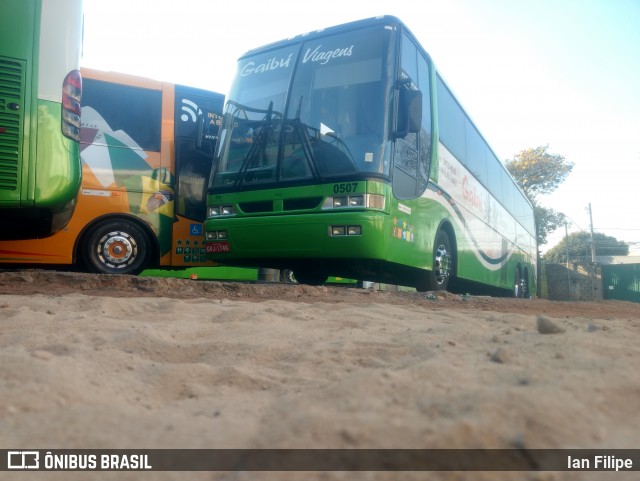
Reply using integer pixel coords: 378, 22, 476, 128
206, 242, 231, 253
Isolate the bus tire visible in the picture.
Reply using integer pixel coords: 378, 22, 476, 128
513, 266, 524, 298
522, 267, 531, 298
82, 219, 150, 275
417, 229, 453, 292
292, 269, 327, 286
279, 269, 296, 283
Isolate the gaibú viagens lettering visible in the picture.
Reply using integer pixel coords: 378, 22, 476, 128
240, 54, 293, 76
240, 44, 355, 77
302, 44, 354, 65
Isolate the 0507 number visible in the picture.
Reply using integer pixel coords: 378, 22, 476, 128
333, 183, 358, 194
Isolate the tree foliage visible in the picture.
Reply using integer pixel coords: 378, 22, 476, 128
543, 231, 629, 264
505, 145, 574, 199
505, 145, 573, 246
533, 204, 566, 246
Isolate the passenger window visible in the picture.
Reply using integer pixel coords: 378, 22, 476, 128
436, 76, 465, 165
81, 78, 161, 152
417, 55, 432, 193
393, 33, 419, 199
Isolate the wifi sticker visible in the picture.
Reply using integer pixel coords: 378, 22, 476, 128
181, 99, 202, 122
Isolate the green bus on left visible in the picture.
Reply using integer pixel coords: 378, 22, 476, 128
0, 0, 84, 239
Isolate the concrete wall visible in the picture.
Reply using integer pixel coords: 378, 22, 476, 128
544, 263, 603, 301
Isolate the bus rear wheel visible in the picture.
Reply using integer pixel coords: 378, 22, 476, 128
513, 266, 524, 298
82, 219, 150, 275
417, 229, 453, 292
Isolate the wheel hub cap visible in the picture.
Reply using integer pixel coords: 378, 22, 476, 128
102, 234, 134, 265
434, 244, 450, 285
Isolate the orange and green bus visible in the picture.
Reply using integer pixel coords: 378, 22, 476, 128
204, 16, 537, 296
0, 0, 83, 239
0, 68, 229, 274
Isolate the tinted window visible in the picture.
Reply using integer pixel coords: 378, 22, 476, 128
486, 153, 503, 206
81, 78, 162, 152
393, 34, 420, 198
417, 52, 432, 193
501, 169, 514, 215
436, 76, 465, 164
464, 118, 487, 185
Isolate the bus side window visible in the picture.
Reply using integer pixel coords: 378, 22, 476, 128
393, 33, 420, 199
417, 54, 432, 194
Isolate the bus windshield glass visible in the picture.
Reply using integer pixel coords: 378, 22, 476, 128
210, 25, 391, 190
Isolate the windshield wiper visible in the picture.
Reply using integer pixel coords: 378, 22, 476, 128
233, 101, 282, 187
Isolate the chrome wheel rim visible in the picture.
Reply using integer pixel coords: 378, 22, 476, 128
434, 243, 450, 285
98, 232, 137, 268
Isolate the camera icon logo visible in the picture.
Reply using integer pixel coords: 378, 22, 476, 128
7, 451, 40, 469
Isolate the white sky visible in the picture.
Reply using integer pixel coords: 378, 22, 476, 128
82, 0, 640, 254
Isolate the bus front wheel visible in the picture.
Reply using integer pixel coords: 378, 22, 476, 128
82, 219, 150, 275
417, 229, 453, 292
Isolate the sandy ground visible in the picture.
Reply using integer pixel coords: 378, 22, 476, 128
1, 270, 639, 481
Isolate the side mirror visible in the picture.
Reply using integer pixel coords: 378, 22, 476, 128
395, 89, 423, 139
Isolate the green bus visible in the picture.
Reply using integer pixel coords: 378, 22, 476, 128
0, 0, 84, 240
204, 16, 536, 296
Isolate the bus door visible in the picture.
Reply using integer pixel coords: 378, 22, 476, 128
172, 86, 223, 266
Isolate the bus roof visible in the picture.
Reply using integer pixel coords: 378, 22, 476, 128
80, 67, 222, 97
239, 15, 404, 59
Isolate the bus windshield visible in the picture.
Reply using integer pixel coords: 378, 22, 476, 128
210, 25, 392, 190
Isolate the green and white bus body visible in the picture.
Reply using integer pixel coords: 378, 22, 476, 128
0, 0, 83, 239
204, 16, 536, 296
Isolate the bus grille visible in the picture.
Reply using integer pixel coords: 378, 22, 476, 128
0, 58, 23, 191
239, 200, 274, 213
283, 197, 323, 210
238, 197, 324, 214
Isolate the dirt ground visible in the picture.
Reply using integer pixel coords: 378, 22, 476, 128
1, 269, 639, 481
0, 268, 638, 319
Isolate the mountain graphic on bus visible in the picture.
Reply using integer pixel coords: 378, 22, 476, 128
80, 106, 150, 188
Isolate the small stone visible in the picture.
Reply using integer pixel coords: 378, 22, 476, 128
490, 348, 510, 363
32, 350, 54, 360
536, 315, 565, 334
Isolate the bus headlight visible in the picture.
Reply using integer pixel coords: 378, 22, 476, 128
348, 195, 364, 207
208, 205, 235, 218
331, 226, 346, 236
206, 230, 228, 241
333, 197, 348, 208
330, 225, 362, 236
323, 194, 385, 210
